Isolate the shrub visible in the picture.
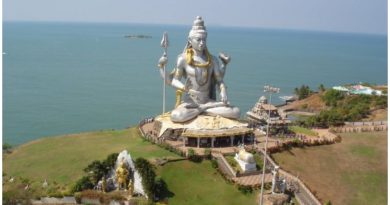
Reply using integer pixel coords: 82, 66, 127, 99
204, 148, 212, 159
83, 160, 107, 184
104, 153, 119, 169
3, 184, 34, 205
187, 148, 195, 158
237, 185, 253, 194
135, 158, 156, 199
264, 182, 272, 190
294, 85, 313, 100
318, 84, 326, 93
321, 89, 344, 107
154, 177, 169, 200
187, 148, 202, 162
324, 200, 332, 205
253, 154, 263, 170
225, 156, 238, 170
3, 143, 13, 153
71, 176, 94, 193
211, 159, 218, 169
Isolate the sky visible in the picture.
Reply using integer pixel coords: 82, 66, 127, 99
3, 0, 388, 35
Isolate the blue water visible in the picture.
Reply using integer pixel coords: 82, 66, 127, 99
3, 22, 387, 145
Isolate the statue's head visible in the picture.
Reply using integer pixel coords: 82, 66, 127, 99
188, 16, 207, 52
119, 159, 127, 168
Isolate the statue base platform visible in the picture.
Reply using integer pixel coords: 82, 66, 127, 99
154, 113, 251, 138
145, 113, 254, 148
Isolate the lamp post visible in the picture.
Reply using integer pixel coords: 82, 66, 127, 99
259, 85, 280, 205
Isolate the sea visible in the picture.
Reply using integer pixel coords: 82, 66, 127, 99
3, 22, 387, 145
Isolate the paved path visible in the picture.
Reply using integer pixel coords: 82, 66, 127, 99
233, 174, 272, 186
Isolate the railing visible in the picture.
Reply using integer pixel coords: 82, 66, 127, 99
257, 149, 321, 205
214, 153, 236, 178
344, 121, 387, 126
139, 117, 155, 127
331, 121, 388, 133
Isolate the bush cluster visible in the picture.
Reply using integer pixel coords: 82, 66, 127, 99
211, 159, 218, 169
294, 85, 313, 100
298, 91, 386, 128
143, 136, 185, 158
72, 153, 119, 193
187, 148, 202, 162
135, 158, 156, 199
74, 190, 126, 204
237, 185, 253, 194
157, 142, 185, 157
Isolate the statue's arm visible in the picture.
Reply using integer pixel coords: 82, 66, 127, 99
213, 56, 228, 104
217, 52, 231, 78
157, 54, 174, 85
170, 55, 187, 91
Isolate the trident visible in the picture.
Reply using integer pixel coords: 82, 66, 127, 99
160, 32, 169, 114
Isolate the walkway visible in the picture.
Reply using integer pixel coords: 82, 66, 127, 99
233, 174, 272, 186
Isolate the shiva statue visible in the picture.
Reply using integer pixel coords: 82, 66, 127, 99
158, 16, 240, 123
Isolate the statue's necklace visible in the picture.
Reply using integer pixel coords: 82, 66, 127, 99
185, 48, 212, 68
186, 48, 211, 86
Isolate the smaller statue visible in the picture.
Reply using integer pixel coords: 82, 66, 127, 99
271, 166, 280, 194
102, 176, 107, 193
127, 179, 133, 196
116, 160, 129, 190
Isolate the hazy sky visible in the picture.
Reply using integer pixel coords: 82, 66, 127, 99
3, 0, 388, 34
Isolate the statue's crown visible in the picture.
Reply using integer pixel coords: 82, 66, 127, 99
189, 16, 207, 37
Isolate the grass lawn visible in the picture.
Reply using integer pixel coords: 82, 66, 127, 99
3, 128, 179, 187
4, 128, 260, 205
158, 160, 258, 205
272, 131, 387, 205
288, 126, 317, 136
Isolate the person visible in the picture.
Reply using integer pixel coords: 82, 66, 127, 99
158, 16, 240, 123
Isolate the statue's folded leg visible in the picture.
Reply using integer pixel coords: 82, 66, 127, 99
204, 106, 240, 119
171, 104, 202, 123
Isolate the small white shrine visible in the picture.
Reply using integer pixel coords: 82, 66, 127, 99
234, 145, 257, 173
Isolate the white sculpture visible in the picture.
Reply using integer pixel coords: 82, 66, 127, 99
234, 145, 257, 173
271, 166, 280, 194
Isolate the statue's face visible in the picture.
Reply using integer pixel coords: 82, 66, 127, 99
189, 33, 207, 52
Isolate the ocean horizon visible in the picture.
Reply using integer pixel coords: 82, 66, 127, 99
3, 21, 387, 145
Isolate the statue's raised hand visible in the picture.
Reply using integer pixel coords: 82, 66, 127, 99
158, 54, 168, 68
219, 52, 231, 66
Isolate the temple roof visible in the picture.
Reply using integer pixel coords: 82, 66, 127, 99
259, 104, 277, 111
182, 127, 252, 138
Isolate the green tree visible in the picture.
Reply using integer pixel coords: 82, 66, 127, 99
84, 160, 107, 184
3, 143, 13, 154
294, 85, 313, 100
318, 84, 326, 93
103, 153, 119, 169
154, 177, 169, 199
374, 96, 387, 109
321, 89, 345, 106
135, 158, 156, 199
71, 176, 94, 193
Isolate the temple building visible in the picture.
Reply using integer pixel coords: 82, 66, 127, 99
246, 96, 291, 134
150, 114, 255, 148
